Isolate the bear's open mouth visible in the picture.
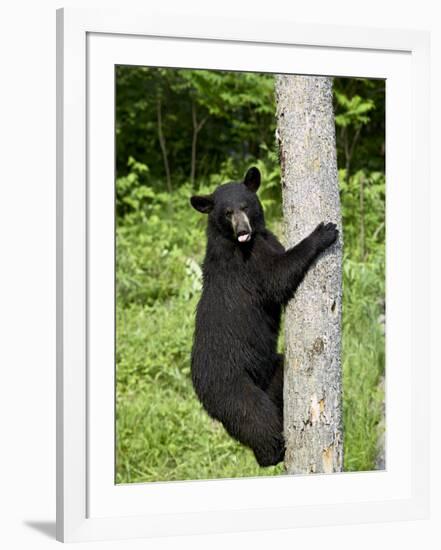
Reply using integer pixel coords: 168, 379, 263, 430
237, 232, 251, 243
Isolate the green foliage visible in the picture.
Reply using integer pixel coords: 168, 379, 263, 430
334, 91, 375, 128
340, 169, 385, 261
116, 181, 207, 306
115, 67, 386, 482
334, 78, 385, 175
116, 67, 276, 186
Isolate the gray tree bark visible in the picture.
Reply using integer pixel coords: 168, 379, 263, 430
275, 75, 344, 475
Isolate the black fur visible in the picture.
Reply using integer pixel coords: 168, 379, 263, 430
190, 167, 338, 467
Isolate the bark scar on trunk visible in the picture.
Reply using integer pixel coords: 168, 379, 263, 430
322, 444, 335, 473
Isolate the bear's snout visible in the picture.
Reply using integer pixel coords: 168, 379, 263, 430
231, 211, 252, 243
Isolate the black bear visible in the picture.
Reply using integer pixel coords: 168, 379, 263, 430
190, 167, 338, 467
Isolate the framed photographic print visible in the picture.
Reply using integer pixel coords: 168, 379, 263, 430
56, 7, 430, 543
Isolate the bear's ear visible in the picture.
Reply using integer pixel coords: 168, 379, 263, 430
190, 194, 214, 214
243, 166, 261, 192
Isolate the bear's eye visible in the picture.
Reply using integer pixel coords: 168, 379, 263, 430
225, 208, 233, 218
240, 204, 249, 212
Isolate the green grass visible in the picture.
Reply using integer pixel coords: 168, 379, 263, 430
342, 258, 385, 471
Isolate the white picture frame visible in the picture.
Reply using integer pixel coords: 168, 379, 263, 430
56, 7, 430, 543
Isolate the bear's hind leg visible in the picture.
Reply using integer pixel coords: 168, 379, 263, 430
221, 375, 285, 467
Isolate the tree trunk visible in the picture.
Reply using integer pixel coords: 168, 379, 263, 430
275, 75, 344, 475
190, 102, 208, 187
156, 96, 172, 193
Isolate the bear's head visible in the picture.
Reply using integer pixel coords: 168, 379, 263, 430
190, 167, 265, 244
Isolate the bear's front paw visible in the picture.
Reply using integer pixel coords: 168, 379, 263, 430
314, 222, 339, 251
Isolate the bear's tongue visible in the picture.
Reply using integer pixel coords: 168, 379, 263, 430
238, 233, 250, 243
